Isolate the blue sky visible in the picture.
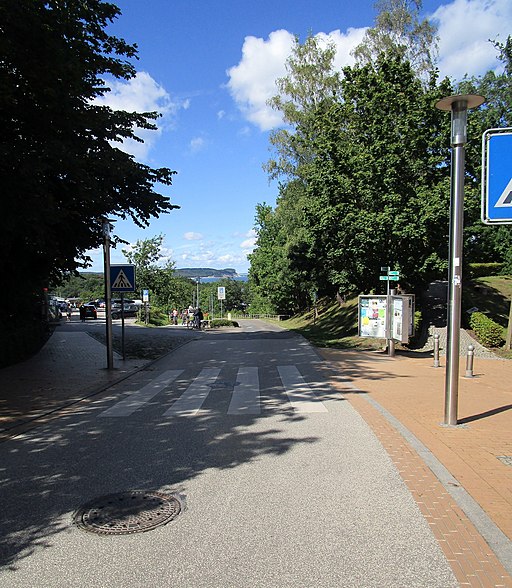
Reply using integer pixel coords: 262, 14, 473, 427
87, 0, 512, 274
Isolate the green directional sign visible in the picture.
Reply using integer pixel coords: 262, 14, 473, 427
379, 276, 389, 281
389, 271, 400, 277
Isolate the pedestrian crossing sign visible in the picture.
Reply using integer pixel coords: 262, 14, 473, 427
110, 264, 136, 292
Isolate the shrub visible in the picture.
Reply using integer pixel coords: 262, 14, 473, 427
469, 311, 504, 348
137, 306, 169, 327
468, 263, 504, 279
210, 319, 239, 328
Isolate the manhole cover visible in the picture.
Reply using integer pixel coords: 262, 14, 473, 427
73, 490, 181, 535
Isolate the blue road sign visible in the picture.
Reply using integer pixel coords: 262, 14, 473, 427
110, 264, 136, 292
482, 128, 512, 224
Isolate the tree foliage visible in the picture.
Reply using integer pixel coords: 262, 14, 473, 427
353, 0, 438, 80
0, 0, 178, 338
251, 29, 512, 316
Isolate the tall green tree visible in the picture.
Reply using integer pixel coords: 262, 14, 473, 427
353, 0, 438, 80
264, 34, 342, 181
0, 0, 178, 336
455, 36, 512, 271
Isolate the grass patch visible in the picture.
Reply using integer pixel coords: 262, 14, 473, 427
279, 296, 385, 350
464, 275, 512, 328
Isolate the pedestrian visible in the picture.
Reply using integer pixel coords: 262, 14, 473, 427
172, 308, 178, 325
181, 309, 187, 325
194, 307, 204, 329
79, 305, 86, 322
66, 303, 72, 321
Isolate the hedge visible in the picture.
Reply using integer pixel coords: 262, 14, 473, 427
468, 311, 504, 348
468, 263, 504, 279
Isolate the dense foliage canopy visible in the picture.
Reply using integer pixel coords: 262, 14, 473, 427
0, 0, 178, 349
249, 6, 512, 316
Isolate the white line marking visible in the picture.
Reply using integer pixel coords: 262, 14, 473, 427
99, 370, 183, 417
228, 367, 260, 415
163, 368, 221, 416
278, 365, 328, 413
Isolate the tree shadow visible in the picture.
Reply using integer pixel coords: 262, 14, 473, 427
0, 324, 404, 572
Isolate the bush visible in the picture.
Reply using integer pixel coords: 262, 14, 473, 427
137, 306, 170, 327
469, 311, 504, 348
468, 263, 504, 279
210, 319, 239, 328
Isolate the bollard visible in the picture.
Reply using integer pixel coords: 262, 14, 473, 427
433, 333, 440, 367
465, 344, 474, 378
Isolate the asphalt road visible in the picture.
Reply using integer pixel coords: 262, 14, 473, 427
0, 320, 457, 587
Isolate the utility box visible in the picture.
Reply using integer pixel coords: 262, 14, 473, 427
358, 294, 414, 344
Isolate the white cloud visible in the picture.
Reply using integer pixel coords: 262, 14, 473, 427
190, 137, 206, 152
432, 0, 512, 79
184, 232, 203, 241
93, 71, 186, 160
226, 28, 366, 131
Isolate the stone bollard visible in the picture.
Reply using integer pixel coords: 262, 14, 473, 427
433, 333, 440, 368
465, 344, 475, 378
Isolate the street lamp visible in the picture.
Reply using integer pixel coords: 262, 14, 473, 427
435, 94, 485, 426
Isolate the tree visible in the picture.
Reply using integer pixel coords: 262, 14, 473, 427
353, 0, 438, 80
264, 34, 342, 181
122, 235, 175, 304
455, 36, 512, 270
0, 0, 178, 348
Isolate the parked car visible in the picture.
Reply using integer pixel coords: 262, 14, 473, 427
111, 302, 138, 320
80, 304, 97, 320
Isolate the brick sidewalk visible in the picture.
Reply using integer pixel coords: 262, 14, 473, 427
0, 331, 146, 437
320, 348, 512, 587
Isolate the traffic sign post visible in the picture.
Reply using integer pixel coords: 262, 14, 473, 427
482, 128, 512, 349
110, 265, 136, 292
482, 128, 512, 225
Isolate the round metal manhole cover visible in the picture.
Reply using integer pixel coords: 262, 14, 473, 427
73, 490, 182, 536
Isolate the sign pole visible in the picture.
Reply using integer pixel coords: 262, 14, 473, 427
102, 219, 114, 370
436, 94, 485, 426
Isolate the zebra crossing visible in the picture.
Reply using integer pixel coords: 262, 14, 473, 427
99, 365, 333, 418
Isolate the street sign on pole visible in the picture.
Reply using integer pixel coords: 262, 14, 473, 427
482, 128, 512, 224
217, 286, 226, 300
110, 264, 136, 292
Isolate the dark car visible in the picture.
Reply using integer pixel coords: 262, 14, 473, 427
80, 304, 97, 320
111, 303, 138, 320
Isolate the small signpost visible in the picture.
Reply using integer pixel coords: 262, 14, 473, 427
109, 264, 136, 361
380, 267, 400, 356
217, 286, 225, 317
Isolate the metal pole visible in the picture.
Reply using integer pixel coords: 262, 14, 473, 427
433, 333, 440, 368
103, 220, 114, 370
121, 292, 125, 361
465, 344, 474, 378
435, 94, 485, 426
388, 287, 396, 357
445, 138, 465, 425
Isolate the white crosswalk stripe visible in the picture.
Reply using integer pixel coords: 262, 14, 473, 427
228, 366, 260, 415
99, 365, 330, 417
163, 368, 221, 417
277, 365, 329, 413
99, 370, 183, 417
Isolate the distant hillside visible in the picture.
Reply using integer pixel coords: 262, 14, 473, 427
175, 267, 238, 279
